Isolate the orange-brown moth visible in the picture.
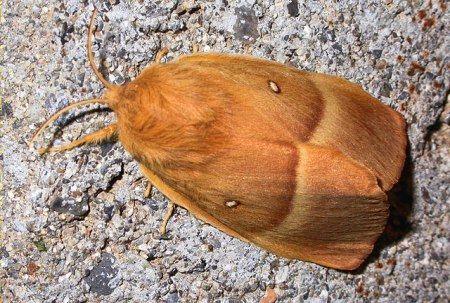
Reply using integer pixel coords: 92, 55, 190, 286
29, 9, 407, 270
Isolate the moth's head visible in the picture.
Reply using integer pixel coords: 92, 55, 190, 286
102, 82, 145, 113
29, 9, 163, 153
102, 85, 122, 109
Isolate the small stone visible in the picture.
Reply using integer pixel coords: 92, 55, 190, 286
166, 292, 179, 303
103, 205, 115, 222
1, 102, 13, 117
27, 262, 40, 276
168, 268, 178, 276
146, 199, 159, 211
100, 142, 115, 157
372, 49, 383, 59
398, 91, 410, 100
51, 197, 90, 218
0, 247, 9, 259
275, 266, 289, 284
233, 6, 258, 43
287, 0, 299, 17
122, 204, 134, 218
375, 59, 388, 69
207, 238, 221, 249
84, 253, 119, 296
379, 82, 393, 97
201, 244, 214, 252
332, 43, 342, 52
202, 283, 212, 291
13, 220, 28, 233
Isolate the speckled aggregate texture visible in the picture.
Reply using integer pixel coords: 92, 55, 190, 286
1, 0, 449, 302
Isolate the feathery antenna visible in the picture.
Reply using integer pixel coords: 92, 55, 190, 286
28, 99, 110, 148
87, 8, 114, 89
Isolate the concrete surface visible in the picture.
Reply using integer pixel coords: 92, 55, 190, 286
1, 0, 448, 302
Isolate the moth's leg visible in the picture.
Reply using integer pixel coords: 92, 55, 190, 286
139, 164, 177, 234
139, 164, 154, 198
144, 182, 153, 198
155, 47, 169, 63
160, 201, 175, 235
139, 164, 247, 241
39, 123, 117, 155
192, 44, 199, 53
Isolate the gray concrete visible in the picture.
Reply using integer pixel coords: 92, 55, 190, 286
1, 0, 448, 302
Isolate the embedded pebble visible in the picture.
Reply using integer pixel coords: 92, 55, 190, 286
85, 253, 119, 296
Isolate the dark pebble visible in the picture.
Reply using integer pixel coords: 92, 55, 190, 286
103, 205, 115, 221
233, 6, 258, 43
85, 253, 119, 296
372, 49, 383, 59
51, 196, 90, 218
287, 0, 299, 17
1, 102, 13, 118
166, 292, 179, 303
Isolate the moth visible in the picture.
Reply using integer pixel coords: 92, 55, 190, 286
30, 9, 407, 270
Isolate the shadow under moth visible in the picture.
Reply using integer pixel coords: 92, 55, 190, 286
30, 9, 407, 270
